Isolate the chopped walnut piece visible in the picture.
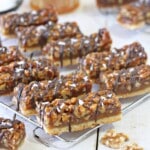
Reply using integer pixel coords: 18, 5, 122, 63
100, 129, 129, 149
123, 143, 143, 150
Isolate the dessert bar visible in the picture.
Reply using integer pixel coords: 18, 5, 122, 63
0, 46, 24, 66
16, 22, 82, 49
0, 117, 25, 150
83, 42, 147, 80
13, 72, 92, 116
100, 129, 129, 149
0, 59, 59, 94
0, 8, 58, 35
99, 65, 150, 98
37, 90, 121, 135
42, 28, 112, 67
96, 0, 137, 8
117, 1, 150, 29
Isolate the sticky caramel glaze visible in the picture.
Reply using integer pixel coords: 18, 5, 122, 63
0, 8, 58, 35
99, 65, 150, 96
0, 117, 25, 150
84, 42, 147, 79
96, 0, 137, 8
42, 28, 112, 67
38, 90, 121, 134
0, 38, 2, 47
14, 72, 92, 115
0, 59, 59, 94
0, 46, 25, 66
16, 22, 82, 48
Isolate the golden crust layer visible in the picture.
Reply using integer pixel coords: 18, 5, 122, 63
99, 65, 150, 98
0, 117, 25, 150
84, 42, 147, 79
38, 90, 122, 135
42, 28, 112, 67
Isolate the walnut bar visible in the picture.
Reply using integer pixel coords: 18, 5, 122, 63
0, 46, 24, 66
13, 72, 92, 116
96, 0, 137, 8
0, 117, 25, 150
123, 143, 143, 150
42, 28, 112, 67
0, 59, 59, 94
84, 42, 147, 80
37, 90, 122, 135
117, 1, 150, 29
0, 8, 58, 35
16, 22, 82, 49
99, 65, 150, 98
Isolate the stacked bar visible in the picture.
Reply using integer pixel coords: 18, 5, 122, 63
0, 8, 58, 35
99, 65, 150, 98
42, 28, 112, 67
16, 22, 82, 49
0, 59, 59, 94
37, 90, 121, 135
83, 42, 147, 80
0, 46, 24, 66
0, 117, 25, 150
13, 72, 92, 116
96, 0, 137, 8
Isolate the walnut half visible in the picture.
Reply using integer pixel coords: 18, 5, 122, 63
100, 129, 129, 149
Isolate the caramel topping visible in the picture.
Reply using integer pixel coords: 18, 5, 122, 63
39, 90, 121, 129
0, 8, 58, 35
99, 65, 150, 94
42, 28, 112, 67
0, 59, 59, 94
84, 42, 147, 78
15, 72, 92, 111
118, 1, 150, 26
16, 22, 82, 48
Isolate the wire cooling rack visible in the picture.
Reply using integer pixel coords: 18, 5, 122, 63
0, 93, 150, 149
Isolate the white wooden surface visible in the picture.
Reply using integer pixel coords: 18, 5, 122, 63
0, 0, 150, 150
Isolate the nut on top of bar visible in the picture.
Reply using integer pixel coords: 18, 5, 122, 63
0, 59, 59, 94
16, 22, 82, 48
38, 90, 121, 135
99, 64, 150, 98
42, 28, 112, 67
0, 8, 58, 35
